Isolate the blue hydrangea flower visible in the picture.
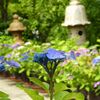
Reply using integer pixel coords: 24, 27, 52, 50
6, 54, 12, 58
6, 60, 20, 68
20, 55, 29, 62
46, 48, 66, 61
33, 48, 66, 74
34, 53, 49, 72
34, 48, 66, 65
11, 43, 20, 49
20, 51, 30, 62
21, 51, 30, 56
0, 63, 5, 72
0, 56, 4, 63
2, 44, 11, 47
34, 53, 47, 64
92, 56, 100, 65
69, 51, 76, 60
75, 52, 81, 57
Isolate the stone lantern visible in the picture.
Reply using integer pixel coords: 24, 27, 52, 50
8, 14, 26, 45
62, 0, 91, 45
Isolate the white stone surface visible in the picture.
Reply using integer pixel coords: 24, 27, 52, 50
0, 77, 32, 100
0, 77, 50, 100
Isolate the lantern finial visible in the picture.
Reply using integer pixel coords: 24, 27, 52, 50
70, 0, 80, 5
13, 14, 19, 19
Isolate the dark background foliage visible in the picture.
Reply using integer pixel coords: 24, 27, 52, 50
0, 0, 100, 45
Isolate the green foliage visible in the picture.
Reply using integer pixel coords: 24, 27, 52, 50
51, 38, 83, 51
63, 92, 85, 100
4, 41, 43, 76
3, 36, 81, 80
29, 76, 85, 100
55, 52, 100, 95
95, 86, 100, 96
0, 91, 10, 100
0, 35, 99, 98
29, 77, 49, 92
8, 0, 68, 41
81, 0, 100, 45
0, 22, 9, 32
0, 35, 13, 56
0, 46, 12, 56
54, 91, 68, 100
17, 81, 85, 100
6, 0, 100, 44
55, 92, 85, 100
0, 0, 99, 44
0, 35, 13, 44
54, 83, 68, 94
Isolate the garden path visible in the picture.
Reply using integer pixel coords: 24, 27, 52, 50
0, 77, 49, 100
0, 77, 32, 100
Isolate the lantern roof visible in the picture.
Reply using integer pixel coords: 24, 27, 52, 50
62, 0, 91, 26
8, 14, 26, 32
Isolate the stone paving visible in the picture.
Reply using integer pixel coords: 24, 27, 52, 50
0, 77, 32, 100
0, 77, 49, 100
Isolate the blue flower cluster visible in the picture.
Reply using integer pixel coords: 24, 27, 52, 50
34, 48, 66, 74
0, 56, 5, 72
0, 55, 21, 72
1, 43, 20, 49
66, 49, 100, 66
92, 56, 100, 65
20, 51, 30, 62
1, 44, 100, 74
6, 60, 20, 68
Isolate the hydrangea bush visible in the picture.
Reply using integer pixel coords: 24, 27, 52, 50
54, 48, 100, 97
0, 38, 100, 99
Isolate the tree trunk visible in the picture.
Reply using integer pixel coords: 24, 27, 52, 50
0, 0, 9, 22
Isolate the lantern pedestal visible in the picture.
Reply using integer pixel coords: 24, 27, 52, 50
69, 26, 86, 45
12, 31, 24, 45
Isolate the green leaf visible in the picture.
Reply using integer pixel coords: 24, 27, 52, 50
85, 86, 90, 92
54, 91, 68, 100
11, 0, 19, 3
54, 83, 67, 93
22, 88, 44, 100
29, 77, 49, 92
26, 69, 30, 76
80, 84, 85, 90
17, 84, 44, 100
0, 97, 10, 100
0, 91, 10, 100
43, 82, 49, 91
62, 92, 85, 100
95, 75, 100, 81
0, 91, 9, 97
19, 68, 25, 73
55, 78, 60, 83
